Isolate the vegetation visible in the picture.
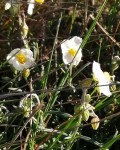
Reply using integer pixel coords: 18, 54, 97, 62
0, 0, 120, 149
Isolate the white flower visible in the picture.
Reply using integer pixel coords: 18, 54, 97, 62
5, 0, 20, 15
61, 36, 82, 66
92, 61, 112, 97
5, 2, 11, 10
7, 48, 35, 71
27, 0, 35, 15
27, 0, 44, 15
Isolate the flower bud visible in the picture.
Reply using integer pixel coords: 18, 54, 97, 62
85, 94, 91, 103
23, 69, 30, 78
22, 22, 28, 38
110, 84, 116, 92
83, 109, 89, 121
112, 56, 120, 71
91, 117, 100, 130
74, 105, 83, 114
23, 106, 30, 117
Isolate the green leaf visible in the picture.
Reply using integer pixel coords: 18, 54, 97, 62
100, 134, 120, 150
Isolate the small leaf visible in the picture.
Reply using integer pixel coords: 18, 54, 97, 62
80, 78, 92, 88
112, 56, 120, 71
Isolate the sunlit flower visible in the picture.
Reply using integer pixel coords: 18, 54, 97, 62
91, 117, 100, 130
27, 0, 35, 15
61, 36, 82, 66
7, 48, 35, 71
5, 2, 11, 10
27, 0, 44, 15
92, 61, 112, 97
5, 0, 19, 15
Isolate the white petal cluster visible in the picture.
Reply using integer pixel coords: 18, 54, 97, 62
5, 0, 18, 10
5, 2, 11, 10
7, 48, 35, 71
92, 61, 112, 97
27, 0, 44, 15
27, 0, 35, 15
61, 36, 82, 66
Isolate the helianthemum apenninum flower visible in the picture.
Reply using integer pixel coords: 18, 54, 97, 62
7, 48, 35, 71
5, 0, 19, 15
61, 36, 82, 66
27, 0, 44, 15
92, 61, 112, 97
5, 1, 11, 10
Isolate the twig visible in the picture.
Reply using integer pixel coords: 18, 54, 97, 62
6, 104, 43, 150
90, 14, 120, 48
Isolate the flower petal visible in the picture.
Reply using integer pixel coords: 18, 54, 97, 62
5, 2, 11, 10
69, 36, 82, 50
24, 57, 35, 68
92, 61, 104, 79
7, 48, 35, 71
92, 61, 112, 97
12, 61, 24, 71
61, 36, 82, 66
7, 48, 20, 59
23, 48, 33, 56
61, 40, 71, 54
62, 54, 73, 65
27, 0, 35, 15
99, 80, 112, 97
74, 48, 82, 65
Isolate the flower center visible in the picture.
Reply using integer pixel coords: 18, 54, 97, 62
68, 48, 77, 57
35, 0, 44, 4
16, 53, 27, 64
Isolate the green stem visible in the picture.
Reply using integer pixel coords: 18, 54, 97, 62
67, 115, 82, 150
69, 65, 73, 86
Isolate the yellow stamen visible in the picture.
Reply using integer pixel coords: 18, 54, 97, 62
16, 53, 27, 64
35, 0, 44, 4
68, 48, 77, 57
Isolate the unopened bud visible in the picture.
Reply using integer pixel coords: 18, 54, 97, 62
83, 109, 89, 121
91, 117, 100, 130
24, 106, 30, 117
22, 22, 28, 38
85, 94, 91, 103
112, 56, 120, 71
110, 84, 116, 92
74, 105, 83, 114
23, 69, 30, 78
5, 2, 11, 10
